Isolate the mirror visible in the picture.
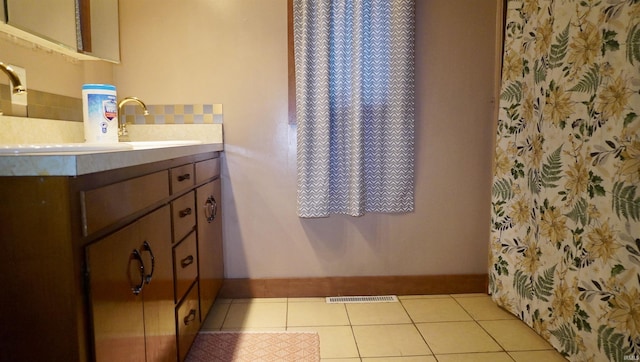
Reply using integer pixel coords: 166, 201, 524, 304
5, 0, 77, 51
78, 0, 120, 62
0, 0, 120, 63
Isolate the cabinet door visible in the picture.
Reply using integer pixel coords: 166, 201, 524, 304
196, 179, 223, 317
87, 206, 176, 362
139, 207, 177, 362
86, 213, 147, 361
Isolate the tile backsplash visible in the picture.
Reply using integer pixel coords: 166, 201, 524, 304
0, 84, 82, 121
0, 116, 224, 145
0, 84, 223, 126
121, 103, 224, 125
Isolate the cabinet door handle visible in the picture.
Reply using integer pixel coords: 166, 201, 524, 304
130, 249, 145, 295
204, 195, 217, 223
177, 173, 191, 182
142, 241, 155, 284
179, 207, 192, 218
183, 309, 197, 326
181, 255, 194, 268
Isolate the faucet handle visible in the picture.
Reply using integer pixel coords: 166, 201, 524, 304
119, 122, 129, 136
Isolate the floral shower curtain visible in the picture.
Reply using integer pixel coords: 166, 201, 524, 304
294, 0, 415, 218
490, 1, 640, 361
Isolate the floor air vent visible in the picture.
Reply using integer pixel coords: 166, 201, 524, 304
326, 295, 399, 304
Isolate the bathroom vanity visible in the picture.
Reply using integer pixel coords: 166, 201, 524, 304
0, 143, 223, 362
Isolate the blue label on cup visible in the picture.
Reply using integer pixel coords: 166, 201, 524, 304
87, 94, 117, 122
103, 99, 117, 121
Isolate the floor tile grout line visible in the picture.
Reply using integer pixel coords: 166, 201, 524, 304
457, 293, 552, 355
212, 296, 570, 360
284, 297, 288, 330
215, 296, 561, 358
409, 294, 518, 356
454, 295, 555, 352
472, 312, 557, 353
342, 301, 364, 359
399, 293, 437, 358
450, 293, 476, 321
405, 293, 505, 356
504, 350, 519, 362
432, 351, 517, 362
475, 319, 511, 352
216, 298, 233, 331
451, 294, 511, 354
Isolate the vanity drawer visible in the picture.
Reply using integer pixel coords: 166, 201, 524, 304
195, 157, 220, 184
176, 283, 200, 362
171, 191, 195, 242
173, 232, 198, 303
81, 171, 169, 236
170, 164, 194, 195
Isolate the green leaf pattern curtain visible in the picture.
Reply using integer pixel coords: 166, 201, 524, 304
490, 1, 640, 360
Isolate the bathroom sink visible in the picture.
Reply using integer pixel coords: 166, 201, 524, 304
124, 140, 202, 149
0, 143, 134, 155
0, 140, 203, 155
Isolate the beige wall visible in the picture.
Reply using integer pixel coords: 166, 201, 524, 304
0, 35, 114, 97
116, 0, 500, 279
1, 0, 499, 279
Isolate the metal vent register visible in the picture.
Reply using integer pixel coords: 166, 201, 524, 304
326, 295, 399, 304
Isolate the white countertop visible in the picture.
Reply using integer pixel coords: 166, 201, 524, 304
0, 142, 223, 176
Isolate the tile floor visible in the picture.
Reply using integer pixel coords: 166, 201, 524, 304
200, 293, 568, 361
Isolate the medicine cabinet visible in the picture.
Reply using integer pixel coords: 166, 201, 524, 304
0, 0, 120, 63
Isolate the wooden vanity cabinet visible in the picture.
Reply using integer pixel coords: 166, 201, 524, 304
0, 176, 88, 362
0, 151, 222, 362
86, 206, 176, 362
196, 176, 223, 316
171, 191, 196, 243
176, 283, 201, 361
173, 157, 223, 361
171, 164, 195, 195
172, 230, 200, 360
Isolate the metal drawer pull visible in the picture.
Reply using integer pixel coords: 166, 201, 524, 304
204, 195, 217, 223
179, 207, 192, 218
142, 241, 155, 284
183, 309, 197, 325
177, 173, 191, 182
130, 249, 145, 295
181, 255, 194, 268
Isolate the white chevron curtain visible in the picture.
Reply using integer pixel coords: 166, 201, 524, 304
294, 0, 415, 218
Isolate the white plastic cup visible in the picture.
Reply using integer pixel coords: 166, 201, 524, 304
82, 84, 118, 143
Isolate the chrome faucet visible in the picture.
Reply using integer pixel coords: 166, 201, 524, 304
0, 62, 27, 115
117, 97, 149, 139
